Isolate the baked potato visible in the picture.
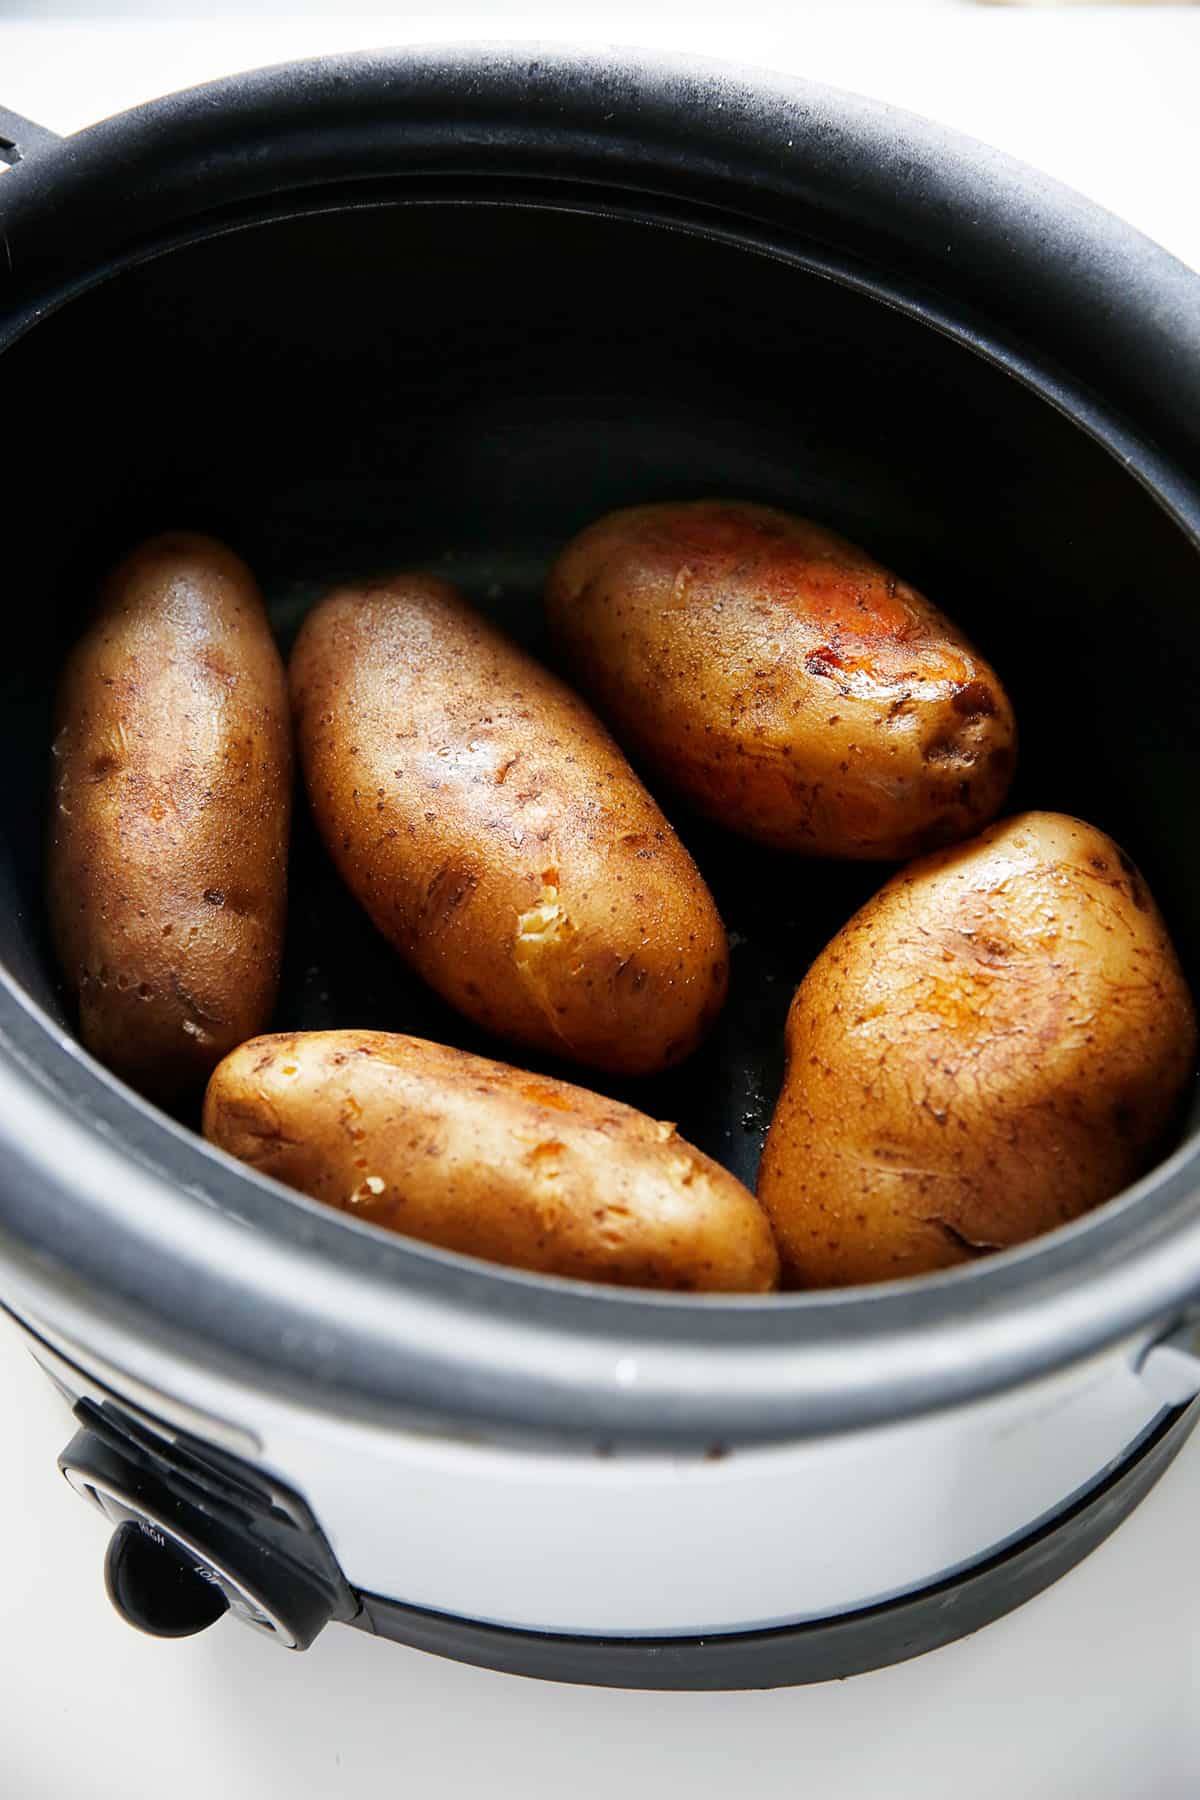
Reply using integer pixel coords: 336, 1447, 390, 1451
546, 499, 1016, 858
48, 532, 291, 1104
289, 576, 728, 1076
204, 1029, 779, 1291
757, 811, 1197, 1285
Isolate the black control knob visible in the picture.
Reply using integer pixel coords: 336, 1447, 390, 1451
59, 1412, 352, 1650
104, 1519, 230, 1639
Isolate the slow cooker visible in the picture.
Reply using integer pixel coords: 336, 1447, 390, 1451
2, 45, 1200, 1689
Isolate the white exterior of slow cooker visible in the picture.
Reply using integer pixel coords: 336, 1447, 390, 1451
8, 1292, 1188, 1637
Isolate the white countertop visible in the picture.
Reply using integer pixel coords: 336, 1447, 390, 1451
3, 8, 1200, 1798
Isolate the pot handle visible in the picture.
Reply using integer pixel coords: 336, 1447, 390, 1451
0, 106, 62, 168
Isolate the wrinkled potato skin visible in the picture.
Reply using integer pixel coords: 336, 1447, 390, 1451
290, 577, 727, 1075
758, 813, 1197, 1287
48, 533, 291, 1103
546, 500, 1016, 858
205, 1030, 779, 1291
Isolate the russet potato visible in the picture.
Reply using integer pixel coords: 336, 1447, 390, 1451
546, 499, 1016, 858
757, 812, 1197, 1286
289, 576, 728, 1076
48, 532, 291, 1103
204, 1029, 780, 1292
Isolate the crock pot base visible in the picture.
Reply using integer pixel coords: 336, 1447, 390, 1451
353, 1400, 1196, 1689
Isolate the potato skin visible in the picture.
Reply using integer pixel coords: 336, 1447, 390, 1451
204, 1030, 779, 1291
48, 532, 291, 1104
757, 812, 1197, 1286
289, 576, 728, 1076
546, 499, 1016, 858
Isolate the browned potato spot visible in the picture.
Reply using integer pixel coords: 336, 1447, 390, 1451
48, 532, 291, 1104
546, 499, 1016, 858
204, 1030, 779, 1292
757, 812, 1197, 1286
289, 576, 728, 1076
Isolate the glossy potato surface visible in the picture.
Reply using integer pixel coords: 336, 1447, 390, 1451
48, 532, 291, 1103
204, 1030, 779, 1291
546, 500, 1016, 857
757, 812, 1197, 1286
290, 576, 728, 1075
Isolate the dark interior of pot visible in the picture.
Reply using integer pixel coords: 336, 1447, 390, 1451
4, 197, 1200, 1199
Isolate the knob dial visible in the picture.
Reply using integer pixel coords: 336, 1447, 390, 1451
104, 1518, 230, 1639
60, 1421, 344, 1650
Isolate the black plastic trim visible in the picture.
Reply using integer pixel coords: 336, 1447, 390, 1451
355, 1401, 1198, 1688
60, 1411, 359, 1649
0, 106, 61, 165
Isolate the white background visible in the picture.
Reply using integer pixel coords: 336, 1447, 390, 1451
3, 6, 1200, 1797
